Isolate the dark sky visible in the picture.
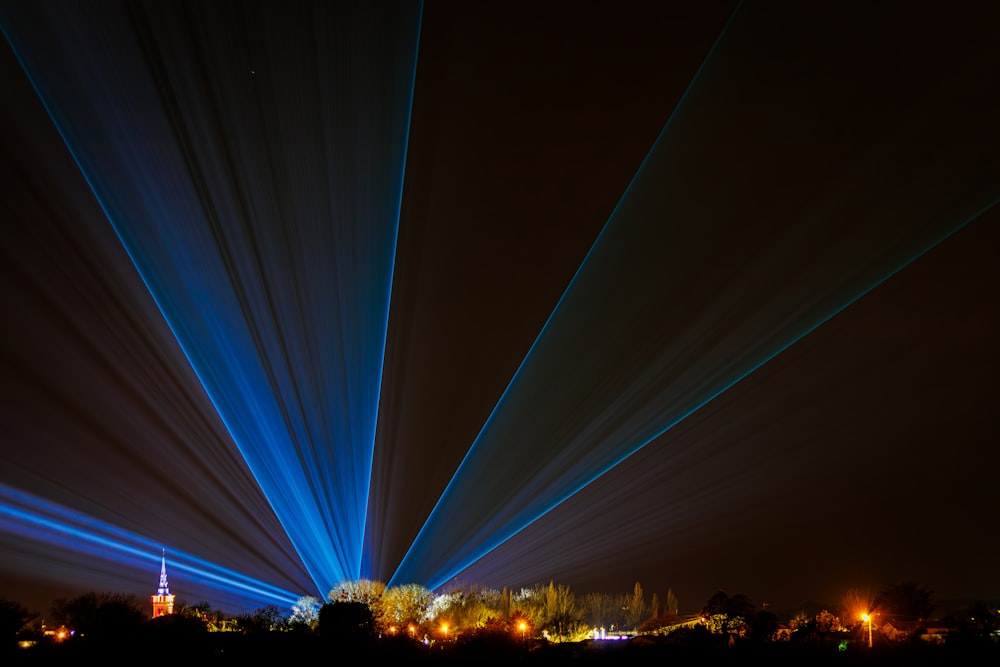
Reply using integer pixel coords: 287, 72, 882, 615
2, 1, 999, 618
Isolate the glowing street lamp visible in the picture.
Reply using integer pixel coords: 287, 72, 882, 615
441, 623, 449, 641
518, 620, 527, 641
861, 613, 872, 648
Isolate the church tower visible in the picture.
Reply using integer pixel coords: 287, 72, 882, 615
151, 549, 175, 618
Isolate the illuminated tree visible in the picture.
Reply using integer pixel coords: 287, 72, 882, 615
702, 591, 755, 638
639, 588, 681, 634
625, 581, 647, 631
814, 609, 842, 633
497, 587, 514, 619
328, 578, 387, 629
436, 590, 491, 631
176, 600, 227, 631
542, 581, 582, 641
328, 578, 386, 605
665, 588, 679, 616
382, 583, 434, 630
512, 587, 546, 630
289, 595, 322, 628
582, 592, 616, 629
427, 590, 463, 633
788, 610, 811, 633
462, 588, 507, 628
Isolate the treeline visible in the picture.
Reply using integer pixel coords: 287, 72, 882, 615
2, 580, 999, 663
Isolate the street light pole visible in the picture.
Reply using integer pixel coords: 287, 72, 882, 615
861, 613, 872, 648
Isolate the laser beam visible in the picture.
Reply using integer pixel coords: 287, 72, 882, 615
1, 1, 423, 595
0, 483, 299, 610
390, 1, 1000, 589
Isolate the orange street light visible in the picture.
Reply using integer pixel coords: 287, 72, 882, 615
441, 623, 449, 641
518, 621, 527, 641
861, 613, 872, 648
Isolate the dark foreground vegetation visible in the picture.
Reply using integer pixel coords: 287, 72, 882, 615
3, 580, 998, 665
6, 624, 1000, 666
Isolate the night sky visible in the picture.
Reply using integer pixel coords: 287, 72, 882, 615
2, 1, 998, 618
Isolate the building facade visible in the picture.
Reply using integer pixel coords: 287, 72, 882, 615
150, 550, 175, 618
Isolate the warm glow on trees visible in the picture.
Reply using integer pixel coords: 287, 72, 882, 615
328, 578, 387, 629
382, 583, 434, 630
626, 581, 646, 631
328, 578, 386, 605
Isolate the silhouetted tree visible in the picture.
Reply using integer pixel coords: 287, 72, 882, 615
328, 579, 386, 630
51, 592, 145, 639
748, 608, 780, 642
0, 597, 36, 645
703, 590, 730, 617
875, 582, 934, 622
176, 600, 231, 632
140, 611, 210, 651
944, 599, 1000, 646
235, 604, 285, 635
318, 601, 376, 645
453, 615, 524, 659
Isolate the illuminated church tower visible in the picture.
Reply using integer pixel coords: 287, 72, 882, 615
151, 550, 175, 618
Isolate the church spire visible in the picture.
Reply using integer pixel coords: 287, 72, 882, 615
151, 548, 176, 617
157, 548, 170, 595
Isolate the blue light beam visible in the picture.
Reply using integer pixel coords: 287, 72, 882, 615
1, 1, 423, 593
0, 483, 299, 611
390, 2, 1000, 589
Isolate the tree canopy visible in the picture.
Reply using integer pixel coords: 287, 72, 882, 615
875, 582, 935, 621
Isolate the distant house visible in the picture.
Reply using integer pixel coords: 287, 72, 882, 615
919, 624, 951, 645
